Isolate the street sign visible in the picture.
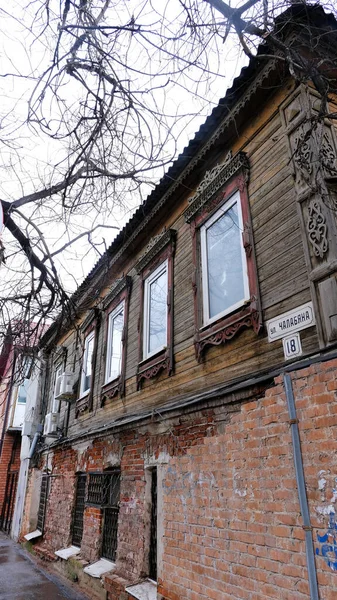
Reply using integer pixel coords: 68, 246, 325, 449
282, 333, 303, 360
266, 302, 315, 342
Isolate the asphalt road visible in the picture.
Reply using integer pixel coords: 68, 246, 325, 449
0, 532, 90, 600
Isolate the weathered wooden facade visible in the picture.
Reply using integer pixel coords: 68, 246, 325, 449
21, 6, 337, 600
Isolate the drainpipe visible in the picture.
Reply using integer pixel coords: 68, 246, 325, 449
283, 373, 319, 600
28, 432, 40, 460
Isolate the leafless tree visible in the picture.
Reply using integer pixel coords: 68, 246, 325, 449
0, 0, 336, 351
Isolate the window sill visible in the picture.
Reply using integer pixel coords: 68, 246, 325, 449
137, 349, 172, 389
55, 546, 81, 560
195, 298, 262, 362
24, 529, 42, 541
83, 558, 115, 578
101, 377, 121, 406
126, 580, 157, 600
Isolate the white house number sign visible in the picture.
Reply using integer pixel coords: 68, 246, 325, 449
282, 333, 302, 360
266, 301, 316, 360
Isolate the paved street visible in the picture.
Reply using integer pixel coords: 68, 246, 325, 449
0, 533, 90, 600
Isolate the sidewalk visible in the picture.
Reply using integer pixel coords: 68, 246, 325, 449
0, 532, 90, 600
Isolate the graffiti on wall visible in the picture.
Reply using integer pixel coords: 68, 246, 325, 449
315, 471, 337, 571
316, 512, 337, 571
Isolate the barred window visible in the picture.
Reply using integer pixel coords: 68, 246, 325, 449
87, 471, 121, 562
37, 474, 49, 533
72, 474, 87, 547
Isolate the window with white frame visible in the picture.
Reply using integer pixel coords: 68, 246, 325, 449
52, 364, 63, 413
105, 301, 124, 384
143, 260, 168, 359
80, 332, 95, 396
200, 191, 249, 326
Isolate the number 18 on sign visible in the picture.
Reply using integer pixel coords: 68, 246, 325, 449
282, 333, 302, 360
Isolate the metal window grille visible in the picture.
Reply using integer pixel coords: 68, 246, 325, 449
72, 474, 86, 546
87, 471, 121, 562
0, 471, 19, 533
149, 468, 157, 581
37, 474, 49, 532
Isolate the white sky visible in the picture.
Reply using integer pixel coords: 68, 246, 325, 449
0, 0, 248, 315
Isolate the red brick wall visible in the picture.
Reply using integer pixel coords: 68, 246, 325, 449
0, 433, 21, 515
27, 358, 337, 600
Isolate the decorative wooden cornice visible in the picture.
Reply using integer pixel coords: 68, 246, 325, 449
102, 276, 132, 310
135, 229, 176, 274
80, 308, 98, 333
184, 152, 250, 223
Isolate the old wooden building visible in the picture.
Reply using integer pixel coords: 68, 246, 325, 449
21, 5, 337, 600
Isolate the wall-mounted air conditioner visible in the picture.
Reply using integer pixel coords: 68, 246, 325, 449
43, 412, 60, 437
54, 371, 74, 401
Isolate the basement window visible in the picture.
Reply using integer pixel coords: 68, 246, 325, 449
149, 468, 157, 581
87, 471, 121, 562
71, 473, 87, 547
36, 474, 49, 533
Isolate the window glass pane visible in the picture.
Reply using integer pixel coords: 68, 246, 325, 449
17, 383, 28, 404
206, 202, 245, 319
148, 270, 167, 354
107, 308, 123, 381
83, 335, 94, 392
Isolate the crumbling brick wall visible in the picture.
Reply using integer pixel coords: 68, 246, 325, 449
25, 358, 337, 600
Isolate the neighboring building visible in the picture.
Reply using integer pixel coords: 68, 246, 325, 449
0, 323, 40, 538
21, 5, 337, 600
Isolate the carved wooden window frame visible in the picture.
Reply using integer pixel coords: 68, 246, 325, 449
136, 229, 176, 389
101, 277, 132, 405
79, 330, 95, 398
76, 308, 101, 416
185, 152, 262, 362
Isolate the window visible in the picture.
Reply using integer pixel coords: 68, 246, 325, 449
87, 471, 121, 562
143, 261, 168, 359
135, 229, 176, 388
72, 474, 86, 547
16, 356, 33, 404
200, 192, 249, 325
101, 276, 131, 403
37, 474, 49, 533
149, 468, 157, 581
80, 332, 95, 397
184, 152, 262, 361
105, 301, 124, 383
52, 364, 63, 413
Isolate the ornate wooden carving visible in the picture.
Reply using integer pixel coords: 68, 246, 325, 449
137, 355, 171, 389
135, 229, 176, 275
75, 394, 89, 417
100, 277, 132, 404
102, 276, 132, 309
187, 153, 262, 361
185, 152, 250, 223
195, 307, 261, 363
136, 231, 176, 389
242, 222, 253, 257
307, 199, 328, 259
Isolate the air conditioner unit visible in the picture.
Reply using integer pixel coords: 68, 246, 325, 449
43, 412, 60, 437
54, 371, 74, 401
